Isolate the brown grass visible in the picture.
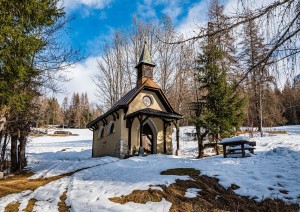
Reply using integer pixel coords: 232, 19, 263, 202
161, 168, 200, 176
4, 202, 20, 212
110, 168, 299, 212
0, 172, 69, 199
0, 164, 106, 210
23, 198, 38, 212
58, 191, 71, 212
0, 164, 101, 199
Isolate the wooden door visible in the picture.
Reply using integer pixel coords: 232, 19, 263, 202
142, 123, 153, 154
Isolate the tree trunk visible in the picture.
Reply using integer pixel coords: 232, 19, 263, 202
196, 127, 209, 158
1, 133, 8, 162
10, 133, 19, 173
18, 131, 28, 170
0, 131, 3, 152
259, 86, 263, 137
215, 133, 220, 155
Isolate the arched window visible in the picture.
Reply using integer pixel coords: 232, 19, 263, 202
98, 126, 104, 140
107, 121, 115, 135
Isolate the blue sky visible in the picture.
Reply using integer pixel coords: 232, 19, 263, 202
64, 0, 207, 58
58, 0, 236, 104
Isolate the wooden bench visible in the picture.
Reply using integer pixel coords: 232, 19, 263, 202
220, 137, 256, 158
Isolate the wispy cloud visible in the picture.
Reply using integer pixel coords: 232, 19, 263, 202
136, 0, 184, 23
63, 0, 113, 13
160, 0, 182, 23
176, 0, 209, 36
137, 0, 158, 21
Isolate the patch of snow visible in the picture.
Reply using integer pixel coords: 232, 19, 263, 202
220, 136, 249, 144
184, 188, 202, 198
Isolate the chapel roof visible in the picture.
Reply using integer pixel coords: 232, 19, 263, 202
86, 78, 180, 129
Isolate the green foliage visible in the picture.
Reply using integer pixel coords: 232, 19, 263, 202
0, 0, 64, 111
195, 42, 245, 137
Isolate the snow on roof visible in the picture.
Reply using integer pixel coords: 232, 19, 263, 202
220, 136, 250, 144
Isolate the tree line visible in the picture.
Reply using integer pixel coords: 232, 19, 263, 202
35, 93, 101, 128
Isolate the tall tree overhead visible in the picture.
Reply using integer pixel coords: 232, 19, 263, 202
0, 0, 78, 172
208, 0, 240, 82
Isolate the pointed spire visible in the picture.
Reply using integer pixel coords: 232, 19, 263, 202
136, 39, 155, 67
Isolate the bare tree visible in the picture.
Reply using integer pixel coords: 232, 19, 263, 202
157, 0, 300, 84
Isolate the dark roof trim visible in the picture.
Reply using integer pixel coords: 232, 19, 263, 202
126, 108, 183, 120
86, 82, 181, 129
86, 86, 143, 128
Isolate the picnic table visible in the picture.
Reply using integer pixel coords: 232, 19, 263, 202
220, 136, 256, 158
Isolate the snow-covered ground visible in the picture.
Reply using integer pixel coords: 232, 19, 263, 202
0, 126, 300, 211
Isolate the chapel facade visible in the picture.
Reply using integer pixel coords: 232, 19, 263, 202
87, 41, 182, 158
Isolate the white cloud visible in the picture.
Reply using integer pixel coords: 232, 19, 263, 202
55, 56, 100, 104
63, 0, 112, 12
161, 0, 182, 23
137, 0, 158, 20
176, 0, 209, 37
137, 0, 184, 23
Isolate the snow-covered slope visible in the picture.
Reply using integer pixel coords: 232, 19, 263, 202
0, 127, 299, 211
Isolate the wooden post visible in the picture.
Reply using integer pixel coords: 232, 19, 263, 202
173, 120, 181, 156
128, 119, 132, 155
241, 143, 245, 157
138, 115, 144, 156
163, 121, 167, 154
223, 145, 227, 158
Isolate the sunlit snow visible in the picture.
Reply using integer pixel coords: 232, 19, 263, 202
0, 126, 299, 211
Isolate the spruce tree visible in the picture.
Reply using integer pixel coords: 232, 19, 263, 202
0, 0, 65, 172
195, 41, 245, 155
193, 0, 245, 157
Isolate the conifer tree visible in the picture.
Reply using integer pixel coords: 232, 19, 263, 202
195, 41, 245, 155
0, 0, 70, 172
193, 0, 245, 157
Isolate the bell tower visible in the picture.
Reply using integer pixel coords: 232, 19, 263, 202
135, 40, 156, 86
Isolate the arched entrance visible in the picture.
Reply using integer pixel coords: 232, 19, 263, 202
142, 123, 153, 154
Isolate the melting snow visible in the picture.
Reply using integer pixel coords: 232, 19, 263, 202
184, 188, 202, 198
0, 126, 300, 211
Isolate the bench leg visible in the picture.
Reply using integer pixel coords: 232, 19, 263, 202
223, 145, 227, 158
241, 144, 245, 157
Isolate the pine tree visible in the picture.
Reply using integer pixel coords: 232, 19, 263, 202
195, 42, 245, 155
0, 0, 65, 172
192, 0, 245, 157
